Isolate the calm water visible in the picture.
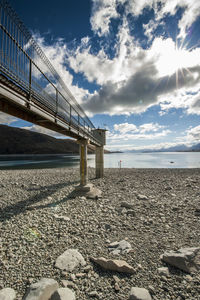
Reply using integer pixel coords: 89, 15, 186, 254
0, 152, 200, 169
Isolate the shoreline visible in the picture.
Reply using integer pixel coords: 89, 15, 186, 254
0, 168, 199, 299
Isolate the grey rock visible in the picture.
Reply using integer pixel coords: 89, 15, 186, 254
129, 287, 152, 300
194, 208, 200, 216
126, 210, 136, 216
157, 267, 169, 276
105, 223, 112, 231
121, 201, 134, 209
161, 247, 200, 273
91, 257, 135, 274
108, 240, 132, 255
0, 288, 16, 300
23, 278, 59, 300
50, 288, 75, 300
70, 184, 101, 199
165, 186, 172, 191
55, 249, 86, 272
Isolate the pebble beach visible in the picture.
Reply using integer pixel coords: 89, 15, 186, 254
0, 167, 200, 299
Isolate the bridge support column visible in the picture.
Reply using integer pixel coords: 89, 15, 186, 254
79, 139, 88, 186
96, 146, 104, 178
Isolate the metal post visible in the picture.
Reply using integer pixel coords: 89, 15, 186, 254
69, 105, 72, 126
79, 139, 88, 186
29, 58, 32, 101
96, 145, 104, 178
55, 89, 58, 116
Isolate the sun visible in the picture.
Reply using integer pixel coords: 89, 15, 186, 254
153, 38, 188, 77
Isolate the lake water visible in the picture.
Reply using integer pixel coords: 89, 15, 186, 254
0, 152, 200, 169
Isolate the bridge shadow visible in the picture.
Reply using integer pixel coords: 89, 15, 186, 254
0, 180, 79, 222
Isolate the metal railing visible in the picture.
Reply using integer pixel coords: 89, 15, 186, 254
0, 0, 103, 145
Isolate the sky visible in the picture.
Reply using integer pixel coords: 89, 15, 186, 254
1, 0, 200, 151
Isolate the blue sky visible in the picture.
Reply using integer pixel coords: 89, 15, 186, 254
1, 0, 200, 151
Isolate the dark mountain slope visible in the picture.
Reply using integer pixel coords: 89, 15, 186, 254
0, 124, 94, 154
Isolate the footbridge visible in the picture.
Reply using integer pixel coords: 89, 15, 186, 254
0, 0, 106, 185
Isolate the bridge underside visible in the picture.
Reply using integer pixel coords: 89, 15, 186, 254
0, 77, 101, 147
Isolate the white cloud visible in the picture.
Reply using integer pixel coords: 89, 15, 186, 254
186, 125, 200, 141
90, 0, 127, 36
83, 57, 200, 115
114, 122, 138, 133
109, 122, 170, 142
108, 129, 171, 141
139, 123, 165, 133
90, 0, 200, 39
90, 0, 119, 36
159, 0, 200, 39
32, 34, 91, 106
67, 18, 200, 115
0, 112, 17, 125
25, 2, 200, 118
113, 122, 165, 134
106, 141, 190, 151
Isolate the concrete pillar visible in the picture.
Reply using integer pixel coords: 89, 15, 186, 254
96, 146, 104, 178
79, 140, 88, 186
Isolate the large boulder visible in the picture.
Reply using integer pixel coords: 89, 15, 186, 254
55, 249, 86, 272
23, 278, 58, 300
0, 288, 16, 300
129, 287, 152, 300
161, 247, 200, 273
50, 288, 75, 300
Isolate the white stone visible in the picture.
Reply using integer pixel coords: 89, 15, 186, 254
54, 214, 70, 221
0, 288, 16, 300
50, 288, 75, 300
129, 287, 152, 300
157, 267, 169, 276
23, 278, 58, 300
55, 249, 86, 272
108, 240, 132, 255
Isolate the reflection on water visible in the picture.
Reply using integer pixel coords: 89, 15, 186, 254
0, 152, 200, 169
0, 154, 81, 169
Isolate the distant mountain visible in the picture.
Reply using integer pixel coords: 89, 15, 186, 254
0, 124, 107, 155
126, 143, 200, 153
191, 143, 200, 151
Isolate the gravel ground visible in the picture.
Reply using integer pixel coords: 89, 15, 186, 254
0, 167, 200, 299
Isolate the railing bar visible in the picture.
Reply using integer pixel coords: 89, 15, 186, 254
0, 22, 93, 131
1, 9, 5, 65
10, 16, 13, 71
8, 12, 11, 71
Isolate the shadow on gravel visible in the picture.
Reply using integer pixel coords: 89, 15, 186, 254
0, 180, 79, 221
